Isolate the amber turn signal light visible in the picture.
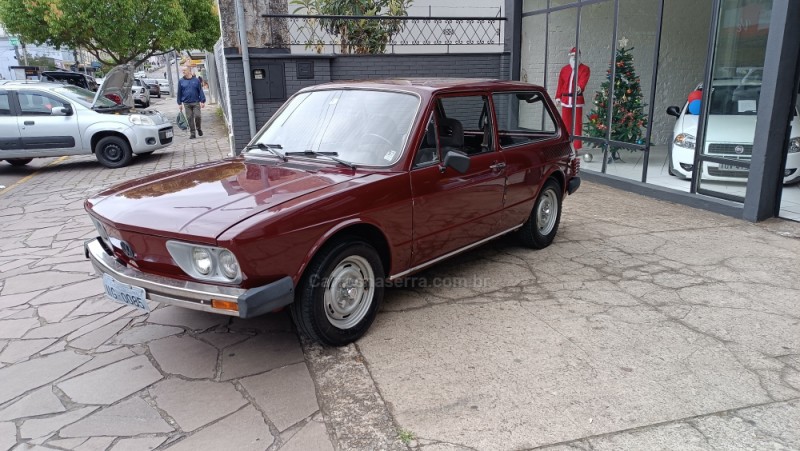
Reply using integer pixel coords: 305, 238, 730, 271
211, 300, 239, 311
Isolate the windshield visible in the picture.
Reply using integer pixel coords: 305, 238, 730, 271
709, 84, 760, 115
249, 89, 420, 166
53, 85, 117, 108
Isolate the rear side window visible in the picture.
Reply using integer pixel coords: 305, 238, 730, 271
0, 93, 11, 115
493, 91, 558, 148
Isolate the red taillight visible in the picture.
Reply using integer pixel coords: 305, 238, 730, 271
571, 156, 581, 175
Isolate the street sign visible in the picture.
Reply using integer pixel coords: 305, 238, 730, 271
9, 37, 19, 46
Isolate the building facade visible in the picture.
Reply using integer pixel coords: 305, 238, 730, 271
510, 0, 800, 222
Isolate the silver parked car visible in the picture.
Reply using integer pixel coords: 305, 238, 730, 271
155, 78, 171, 95
0, 65, 174, 168
132, 79, 151, 108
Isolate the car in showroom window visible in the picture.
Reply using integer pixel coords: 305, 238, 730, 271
84, 79, 581, 346
667, 79, 800, 185
0, 64, 173, 168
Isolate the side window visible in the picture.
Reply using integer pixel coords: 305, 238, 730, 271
413, 113, 440, 168
0, 93, 11, 116
438, 95, 493, 156
18, 93, 66, 116
493, 91, 557, 148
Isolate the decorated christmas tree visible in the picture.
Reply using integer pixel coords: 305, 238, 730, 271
584, 43, 647, 159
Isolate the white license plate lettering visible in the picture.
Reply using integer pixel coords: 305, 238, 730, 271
102, 274, 148, 311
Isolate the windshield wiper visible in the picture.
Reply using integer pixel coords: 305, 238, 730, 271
284, 150, 357, 170
244, 143, 287, 161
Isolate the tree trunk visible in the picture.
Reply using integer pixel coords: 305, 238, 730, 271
217, 0, 289, 52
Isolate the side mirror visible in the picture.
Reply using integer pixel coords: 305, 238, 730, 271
666, 106, 681, 118
51, 105, 73, 116
440, 150, 470, 174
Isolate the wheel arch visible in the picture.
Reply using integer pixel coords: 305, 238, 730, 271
296, 222, 391, 285
544, 168, 566, 194
90, 131, 131, 154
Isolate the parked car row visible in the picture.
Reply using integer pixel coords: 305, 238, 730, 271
0, 65, 173, 169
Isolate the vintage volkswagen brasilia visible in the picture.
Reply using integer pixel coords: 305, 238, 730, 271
85, 79, 581, 346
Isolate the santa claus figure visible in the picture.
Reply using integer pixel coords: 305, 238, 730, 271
555, 47, 590, 149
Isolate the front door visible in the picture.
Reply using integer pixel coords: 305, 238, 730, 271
15, 90, 82, 156
410, 94, 506, 266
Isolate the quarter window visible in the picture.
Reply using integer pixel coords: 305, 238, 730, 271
493, 92, 557, 148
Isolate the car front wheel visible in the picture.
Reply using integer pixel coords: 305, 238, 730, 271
6, 158, 33, 166
518, 178, 563, 249
95, 136, 133, 168
291, 239, 384, 346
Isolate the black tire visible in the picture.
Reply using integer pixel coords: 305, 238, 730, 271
145, 100, 150, 108
95, 136, 133, 168
518, 178, 563, 249
290, 238, 384, 346
7, 158, 33, 166
157, 93, 161, 99
667, 142, 676, 176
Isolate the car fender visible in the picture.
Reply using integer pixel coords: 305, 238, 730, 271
83, 122, 136, 150
293, 217, 390, 284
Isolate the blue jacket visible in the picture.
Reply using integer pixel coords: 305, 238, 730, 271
177, 76, 206, 105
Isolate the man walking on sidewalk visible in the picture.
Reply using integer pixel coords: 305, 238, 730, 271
177, 66, 206, 139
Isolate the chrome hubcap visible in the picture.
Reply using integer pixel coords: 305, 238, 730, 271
536, 189, 558, 235
324, 256, 375, 329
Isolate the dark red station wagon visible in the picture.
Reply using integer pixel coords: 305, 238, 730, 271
85, 79, 581, 345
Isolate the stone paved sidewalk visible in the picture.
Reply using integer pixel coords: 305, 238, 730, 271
0, 98, 335, 451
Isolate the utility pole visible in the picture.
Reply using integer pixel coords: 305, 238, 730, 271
21, 41, 28, 66
166, 53, 175, 98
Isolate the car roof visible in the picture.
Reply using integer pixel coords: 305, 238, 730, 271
298, 78, 546, 96
0, 81, 70, 90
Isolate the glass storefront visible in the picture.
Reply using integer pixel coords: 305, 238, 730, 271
518, 0, 798, 222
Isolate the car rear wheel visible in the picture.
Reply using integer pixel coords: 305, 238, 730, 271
518, 178, 562, 249
291, 238, 384, 346
7, 158, 33, 166
95, 136, 133, 168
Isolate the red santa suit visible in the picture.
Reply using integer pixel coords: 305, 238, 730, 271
555, 55, 590, 149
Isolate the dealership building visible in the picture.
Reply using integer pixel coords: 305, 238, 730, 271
212, 0, 798, 222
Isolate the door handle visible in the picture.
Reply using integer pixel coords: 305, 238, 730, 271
24, 121, 35, 126
490, 162, 506, 171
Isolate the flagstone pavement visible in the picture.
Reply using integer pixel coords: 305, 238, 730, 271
0, 98, 335, 451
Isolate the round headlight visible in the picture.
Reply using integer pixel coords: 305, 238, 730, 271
218, 250, 239, 279
192, 247, 213, 275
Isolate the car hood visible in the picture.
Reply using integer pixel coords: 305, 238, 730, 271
678, 114, 760, 143
93, 64, 134, 108
87, 159, 368, 240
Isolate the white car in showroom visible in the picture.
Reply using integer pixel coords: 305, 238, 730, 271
0, 65, 173, 168
667, 79, 800, 185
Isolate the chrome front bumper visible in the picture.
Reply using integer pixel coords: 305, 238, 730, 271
84, 238, 295, 318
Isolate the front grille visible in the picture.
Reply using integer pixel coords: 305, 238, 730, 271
708, 143, 752, 155
708, 167, 749, 178
159, 127, 174, 145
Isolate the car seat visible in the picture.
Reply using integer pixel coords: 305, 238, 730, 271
438, 117, 464, 151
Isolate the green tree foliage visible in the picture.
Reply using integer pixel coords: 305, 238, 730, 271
292, 0, 412, 54
0, 0, 219, 67
584, 47, 648, 157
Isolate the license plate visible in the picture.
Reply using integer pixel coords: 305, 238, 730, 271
719, 164, 745, 171
102, 274, 149, 312
165, 130, 174, 138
